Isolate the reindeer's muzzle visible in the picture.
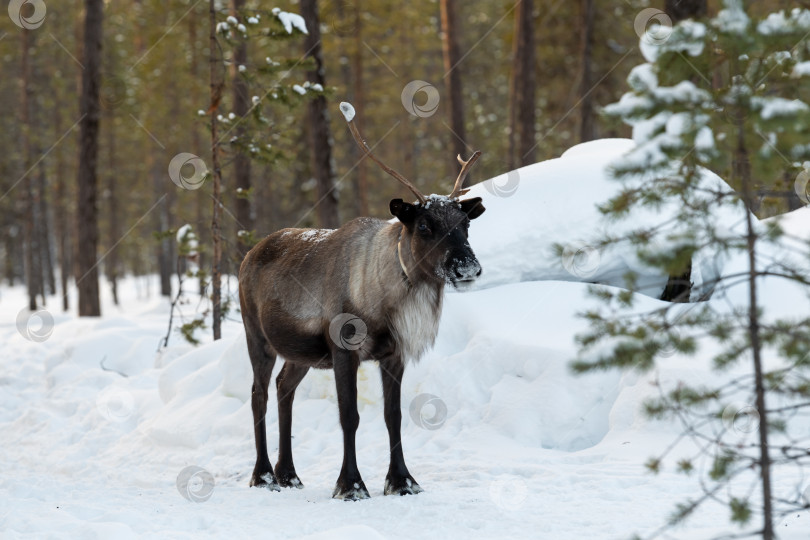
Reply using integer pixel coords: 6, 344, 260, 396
448, 254, 482, 288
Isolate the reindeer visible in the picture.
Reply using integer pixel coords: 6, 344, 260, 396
238, 102, 486, 500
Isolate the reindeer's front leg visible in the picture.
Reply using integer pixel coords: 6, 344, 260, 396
380, 357, 423, 495
332, 349, 370, 500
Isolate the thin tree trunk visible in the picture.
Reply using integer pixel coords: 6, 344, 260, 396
196, 180, 206, 296
440, 0, 468, 173
189, 12, 207, 295
352, 3, 369, 216
32, 168, 45, 305
54, 88, 70, 311
20, 28, 39, 311
337, 1, 368, 218
36, 163, 56, 297
76, 0, 103, 317
301, 0, 340, 228
151, 155, 172, 298
400, 20, 417, 183
5, 235, 17, 287
102, 36, 120, 306
735, 116, 774, 540
210, 0, 225, 340
29, 37, 55, 301
508, 0, 536, 168
230, 0, 254, 259
579, 0, 595, 143
105, 108, 119, 305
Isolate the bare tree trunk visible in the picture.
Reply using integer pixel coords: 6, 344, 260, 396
75, 0, 103, 317
399, 20, 417, 183
508, 0, 536, 169
151, 156, 172, 298
189, 12, 207, 295
5, 234, 18, 287
54, 90, 70, 311
210, 0, 225, 340
230, 0, 254, 259
20, 28, 39, 311
105, 115, 119, 305
578, 0, 596, 143
36, 163, 56, 297
440, 0, 468, 172
336, 1, 368, 218
301, 0, 340, 228
31, 168, 45, 305
27, 36, 55, 301
352, 3, 369, 216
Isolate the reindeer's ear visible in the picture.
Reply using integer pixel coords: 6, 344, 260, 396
460, 197, 485, 220
390, 199, 419, 225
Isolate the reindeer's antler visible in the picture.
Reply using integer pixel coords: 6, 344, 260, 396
448, 151, 482, 199
339, 102, 427, 205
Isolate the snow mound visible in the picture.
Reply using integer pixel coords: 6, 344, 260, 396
464, 138, 748, 300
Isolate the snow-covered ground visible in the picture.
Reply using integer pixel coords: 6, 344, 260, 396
2, 140, 808, 539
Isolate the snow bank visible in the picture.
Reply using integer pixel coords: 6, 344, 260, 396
464, 138, 748, 300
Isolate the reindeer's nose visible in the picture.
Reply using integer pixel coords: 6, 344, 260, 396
452, 258, 482, 281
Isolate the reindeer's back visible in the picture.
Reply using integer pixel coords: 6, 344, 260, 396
238, 218, 396, 364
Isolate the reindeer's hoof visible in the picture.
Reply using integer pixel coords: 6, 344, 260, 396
250, 472, 281, 492
332, 479, 370, 501
275, 469, 304, 489
384, 476, 424, 496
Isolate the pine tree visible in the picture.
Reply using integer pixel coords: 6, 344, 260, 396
573, 2, 810, 538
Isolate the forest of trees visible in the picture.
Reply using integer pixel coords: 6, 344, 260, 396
0, 0, 801, 322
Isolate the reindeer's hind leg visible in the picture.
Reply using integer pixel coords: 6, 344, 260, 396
246, 328, 279, 491
274, 361, 309, 488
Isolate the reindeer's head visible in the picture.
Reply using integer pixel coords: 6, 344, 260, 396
390, 195, 484, 288
339, 102, 486, 289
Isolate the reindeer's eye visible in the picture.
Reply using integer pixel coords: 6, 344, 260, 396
417, 222, 430, 235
